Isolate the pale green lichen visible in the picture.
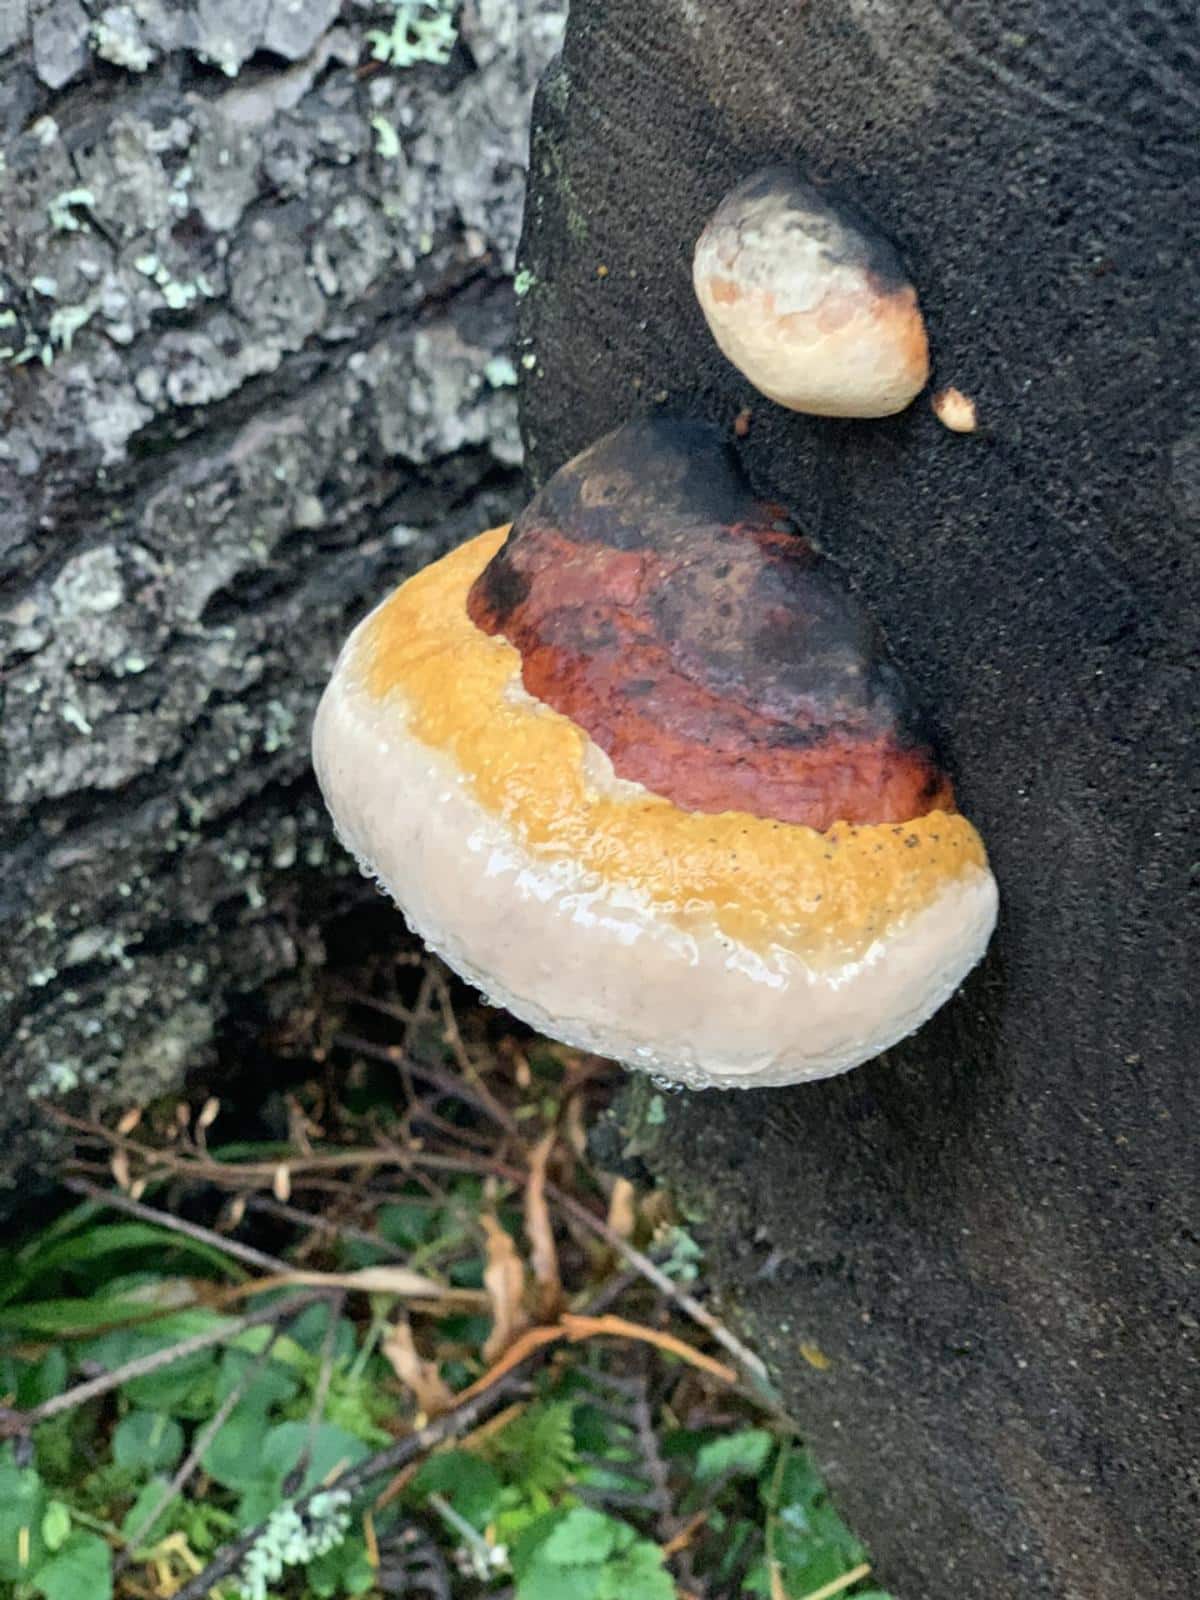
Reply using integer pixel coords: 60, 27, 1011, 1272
30, 1061, 81, 1098
48, 303, 94, 353
238, 1492, 353, 1600
92, 8, 155, 73
370, 115, 402, 160
48, 189, 96, 232
368, 0, 457, 68
134, 255, 216, 311
513, 268, 536, 297
263, 700, 297, 753
484, 354, 518, 388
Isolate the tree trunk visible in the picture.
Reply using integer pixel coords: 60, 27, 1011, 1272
0, 0, 564, 1200
517, 3, 1198, 1597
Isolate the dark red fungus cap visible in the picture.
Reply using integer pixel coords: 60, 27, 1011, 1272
468, 419, 954, 831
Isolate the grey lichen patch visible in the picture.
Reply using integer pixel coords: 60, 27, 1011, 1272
32, 0, 90, 89
0, 0, 567, 1205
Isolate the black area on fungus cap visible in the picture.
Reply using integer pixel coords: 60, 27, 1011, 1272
710, 163, 915, 295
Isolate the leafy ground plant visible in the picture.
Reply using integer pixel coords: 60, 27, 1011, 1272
1, 947, 894, 1600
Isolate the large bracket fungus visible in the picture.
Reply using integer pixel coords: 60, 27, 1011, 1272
313, 420, 996, 1088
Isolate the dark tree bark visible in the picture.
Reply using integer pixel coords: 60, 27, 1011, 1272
517, 3, 1198, 1597
0, 0, 564, 1199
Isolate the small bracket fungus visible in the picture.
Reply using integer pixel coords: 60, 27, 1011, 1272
693, 166, 930, 417
313, 420, 996, 1089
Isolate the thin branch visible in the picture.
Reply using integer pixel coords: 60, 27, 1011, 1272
57, 1117, 770, 1387
333, 1030, 519, 1139
63, 1176, 290, 1275
0, 1290, 320, 1438
285, 1290, 345, 1495
799, 1564, 873, 1600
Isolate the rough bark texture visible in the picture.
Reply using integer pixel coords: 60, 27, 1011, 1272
0, 0, 565, 1199
518, 4, 1198, 1598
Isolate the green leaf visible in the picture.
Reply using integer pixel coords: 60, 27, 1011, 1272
122, 1349, 218, 1416
518, 1563, 603, 1600
306, 1532, 375, 1597
40, 1503, 72, 1554
30, 1529, 112, 1600
595, 1537, 674, 1600
79, 1312, 226, 1415
0, 1225, 243, 1305
514, 1509, 672, 1600
2, 1347, 70, 1410
487, 1401, 577, 1496
201, 1405, 271, 1492
694, 1428, 773, 1484
229, 1421, 370, 1527
535, 1505, 620, 1566
377, 1201, 435, 1249
112, 1411, 185, 1476
411, 1450, 503, 1530
750, 1447, 869, 1599
0, 1296, 168, 1336
120, 1478, 174, 1545
215, 1346, 299, 1415
286, 1303, 357, 1361
0, 1443, 48, 1580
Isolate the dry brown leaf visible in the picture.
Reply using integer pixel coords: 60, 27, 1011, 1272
273, 1163, 292, 1203
560, 1313, 737, 1384
382, 1318, 455, 1416
196, 1097, 220, 1132
116, 1107, 142, 1136
222, 1264, 483, 1304
563, 1092, 588, 1157
111, 1148, 131, 1192
606, 1177, 637, 1241
481, 1212, 529, 1363
454, 1307, 739, 1408
524, 1130, 563, 1320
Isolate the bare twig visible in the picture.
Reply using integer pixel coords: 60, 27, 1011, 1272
799, 1564, 873, 1600
287, 1290, 345, 1494
332, 1030, 518, 1139
63, 1176, 290, 1275
56, 1116, 770, 1386
0, 1291, 321, 1438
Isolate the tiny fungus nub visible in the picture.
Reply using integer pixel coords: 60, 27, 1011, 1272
933, 386, 978, 433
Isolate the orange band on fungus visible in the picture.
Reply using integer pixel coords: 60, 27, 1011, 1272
360, 527, 988, 964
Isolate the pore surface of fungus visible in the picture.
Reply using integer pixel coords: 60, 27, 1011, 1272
313, 420, 996, 1088
693, 165, 930, 417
